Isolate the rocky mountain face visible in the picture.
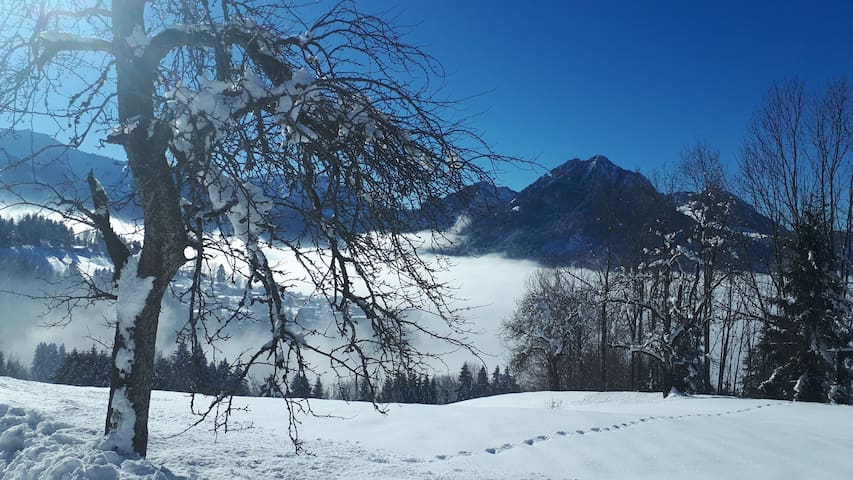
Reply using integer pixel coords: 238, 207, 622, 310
421, 155, 775, 267
441, 156, 678, 265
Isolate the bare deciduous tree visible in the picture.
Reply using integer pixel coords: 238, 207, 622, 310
678, 141, 732, 393
502, 269, 595, 391
0, 0, 512, 457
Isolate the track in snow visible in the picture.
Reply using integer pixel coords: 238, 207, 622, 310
433, 401, 783, 461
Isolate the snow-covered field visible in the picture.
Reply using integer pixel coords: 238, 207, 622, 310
1, 376, 851, 479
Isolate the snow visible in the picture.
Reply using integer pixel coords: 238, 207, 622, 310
99, 256, 155, 455
114, 255, 155, 376
126, 26, 150, 57
2, 377, 853, 479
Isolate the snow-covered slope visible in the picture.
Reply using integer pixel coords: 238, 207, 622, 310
2, 376, 851, 479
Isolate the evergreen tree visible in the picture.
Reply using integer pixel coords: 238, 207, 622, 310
153, 355, 174, 391
170, 341, 194, 392
259, 374, 283, 398
475, 366, 490, 398
2, 356, 29, 380
420, 374, 436, 404
502, 366, 521, 394
0, 351, 30, 379
312, 377, 325, 399
357, 375, 374, 402
31, 342, 65, 383
378, 376, 394, 403
754, 208, 850, 402
288, 372, 312, 398
491, 366, 502, 394
456, 363, 475, 402
427, 376, 439, 404
54, 346, 110, 386
189, 345, 210, 394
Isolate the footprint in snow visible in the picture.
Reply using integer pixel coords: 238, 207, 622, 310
590, 427, 601, 432
485, 443, 513, 454
523, 435, 547, 446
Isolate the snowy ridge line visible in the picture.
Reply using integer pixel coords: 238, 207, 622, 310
433, 400, 784, 461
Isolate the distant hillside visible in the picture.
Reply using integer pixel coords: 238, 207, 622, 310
0, 130, 131, 207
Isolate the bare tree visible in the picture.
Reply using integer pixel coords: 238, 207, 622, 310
611, 231, 707, 397
502, 269, 595, 391
0, 0, 512, 456
678, 141, 732, 393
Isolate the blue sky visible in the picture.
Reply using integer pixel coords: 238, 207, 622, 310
358, 0, 853, 190
13, 0, 853, 192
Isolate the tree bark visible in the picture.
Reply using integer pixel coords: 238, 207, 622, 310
547, 355, 562, 391
104, 0, 188, 457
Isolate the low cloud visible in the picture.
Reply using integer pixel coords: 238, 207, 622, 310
0, 244, 541, 379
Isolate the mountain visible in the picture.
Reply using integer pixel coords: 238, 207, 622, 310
411, 181, 517, 232
455, 156, 688, 265
0, 130, 131, 207
668, 190, 776, 238
0, 131, 777, 267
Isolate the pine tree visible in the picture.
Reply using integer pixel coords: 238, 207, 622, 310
756, 208, 850, 402
503, 366, 521, 393
53, 346, 109, 386
378, 376, 394, 403
456, 363, 475, 402
357, 375, 374, 402
31, 342, 65, 383
2, 356, 29, 380
171, 341, 194, 392
153, 356, 174, 391
289, 372, 312, 398
475, 366, 490, 398
311, 377, 325, 399
491, 366, 502, 394
215, 264, 227, 284
427, 376, 439, 404
259, 374, 283, 398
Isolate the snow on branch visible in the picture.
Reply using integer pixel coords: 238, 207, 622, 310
37, 31, 112, 65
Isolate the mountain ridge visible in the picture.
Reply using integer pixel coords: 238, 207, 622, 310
0, 130, 774, 267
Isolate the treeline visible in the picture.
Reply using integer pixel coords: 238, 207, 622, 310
0, 214, 78, 248
0, 351, 29, 379
325, 362, 521, 405
14, 341, 250, 396
11, 342, 521, 406
503, 79, 853, 405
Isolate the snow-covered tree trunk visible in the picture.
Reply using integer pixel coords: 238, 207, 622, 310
100, 1, 188, 456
